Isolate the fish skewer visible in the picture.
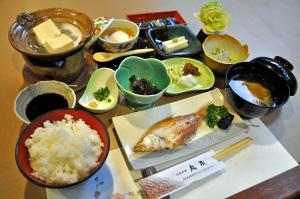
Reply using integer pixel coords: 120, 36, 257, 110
134, 107, 207, 152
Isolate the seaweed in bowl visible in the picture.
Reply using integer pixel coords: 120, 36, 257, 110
114, 56, 171, 111
130, 75, 161, 95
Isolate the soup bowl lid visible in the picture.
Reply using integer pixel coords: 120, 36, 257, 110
250, 56, 297, 96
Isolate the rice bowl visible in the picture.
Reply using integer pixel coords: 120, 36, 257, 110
25, 114, 103, 185
15, 109, 110, 188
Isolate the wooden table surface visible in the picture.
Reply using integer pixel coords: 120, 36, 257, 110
1, 0, 300, 198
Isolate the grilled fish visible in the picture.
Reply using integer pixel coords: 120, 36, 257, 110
134, 107, 207, 152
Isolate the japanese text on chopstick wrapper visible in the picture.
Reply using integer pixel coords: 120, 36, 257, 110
139, 150, 225, 199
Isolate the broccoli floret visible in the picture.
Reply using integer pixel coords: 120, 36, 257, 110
206, 104, 232, 128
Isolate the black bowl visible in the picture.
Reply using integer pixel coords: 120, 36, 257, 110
225, 62, 291, 118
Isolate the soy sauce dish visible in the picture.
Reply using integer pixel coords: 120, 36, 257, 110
14, 80, 76, 124
225, 56, 297, 118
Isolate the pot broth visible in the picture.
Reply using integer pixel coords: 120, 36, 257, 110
229, 75, 274, 107
27, 22, 82, 53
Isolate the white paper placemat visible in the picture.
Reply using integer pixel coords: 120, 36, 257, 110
170, 118, 298, 199
46, 148, 141, 199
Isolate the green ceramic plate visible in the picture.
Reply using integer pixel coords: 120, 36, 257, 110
163, 58, 215, 95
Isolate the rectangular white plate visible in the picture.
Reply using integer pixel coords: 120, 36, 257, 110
113, 88, 249, 170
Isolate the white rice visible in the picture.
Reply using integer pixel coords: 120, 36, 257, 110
25, 114, 103, 185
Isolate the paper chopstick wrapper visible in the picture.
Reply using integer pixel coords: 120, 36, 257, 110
139, 150, 225, 199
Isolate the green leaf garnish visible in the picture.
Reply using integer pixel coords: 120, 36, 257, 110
93, 87, 110, 102
194, 1, 230, 34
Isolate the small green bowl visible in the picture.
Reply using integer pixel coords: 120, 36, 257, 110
115, 56, 171, 111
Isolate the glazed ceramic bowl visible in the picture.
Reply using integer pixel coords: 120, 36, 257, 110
14, 80, 76, 124
98, 19, 139, 53
202, 34, 249, 74
79, 68, 119, 113
8, 8, 93, 60
225, 57, 297, 118
115, 56, 171, 110
15, 109, 110, 188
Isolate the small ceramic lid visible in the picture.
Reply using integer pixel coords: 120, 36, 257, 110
251, 56, 297, 96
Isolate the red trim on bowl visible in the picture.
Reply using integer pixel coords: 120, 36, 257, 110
15, 108, 110, 188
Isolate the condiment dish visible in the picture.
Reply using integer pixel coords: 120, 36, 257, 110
14, 80, 76, 124
79, 68, 118, 113
203, 34, 249, 74
163, 57, 215, 95
98, 19, 139, 53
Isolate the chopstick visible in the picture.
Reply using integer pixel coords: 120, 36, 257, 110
213, 137, 253, 160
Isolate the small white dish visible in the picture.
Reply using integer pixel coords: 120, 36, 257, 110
79, 68, 118, 113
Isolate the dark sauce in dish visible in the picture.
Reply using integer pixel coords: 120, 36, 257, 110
26, 93, 69, 121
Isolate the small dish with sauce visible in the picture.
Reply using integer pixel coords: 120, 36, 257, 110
14, 80, 76, 124
78, 68, 118, 113
98, 19, 139, 53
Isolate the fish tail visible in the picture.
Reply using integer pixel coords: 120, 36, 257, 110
133, 142, 148, 152
134, 142, 147, 152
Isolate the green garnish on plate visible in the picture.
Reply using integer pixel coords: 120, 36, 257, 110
172, 37, 179, 42
93, 86, 110, 102
206, 104, 234, 129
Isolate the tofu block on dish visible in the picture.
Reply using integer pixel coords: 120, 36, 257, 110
44, 34, 75, 53
32, 19, 61, 46
162, 36, 188, 53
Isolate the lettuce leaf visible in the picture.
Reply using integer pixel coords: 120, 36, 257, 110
194, 1, 230, 34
